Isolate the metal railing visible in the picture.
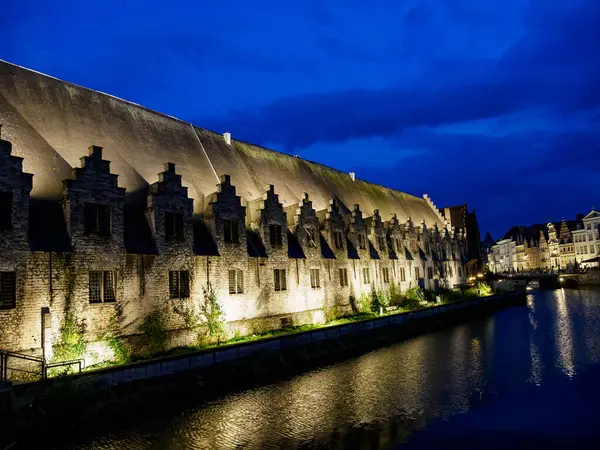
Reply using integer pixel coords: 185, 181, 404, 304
0, 350, 84, 383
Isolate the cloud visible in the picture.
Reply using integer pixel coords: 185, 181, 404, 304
200, 0, 600, 151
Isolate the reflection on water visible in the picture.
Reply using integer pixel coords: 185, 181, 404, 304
77, 288, 600, 450
554, 289, 575, 378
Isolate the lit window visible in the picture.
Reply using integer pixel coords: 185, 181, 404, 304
89, 271, 117, 303
228, 269, 244, 294
223, 218, 240, 243
269, 224, 283, 247
84, 203, 111, 236
0, 191, 12, 231
363, 267, 370, 284
168, 270, 190, 299
399, 267, 406, 282
310, 269, 320, 289
274, 269, 287, 291
0, 271, 16, 309
339, 268, 348, 287
165, 211, 184, 240
382, 268, 390, 283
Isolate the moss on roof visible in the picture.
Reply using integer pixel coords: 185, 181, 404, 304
0, 59, 443, 227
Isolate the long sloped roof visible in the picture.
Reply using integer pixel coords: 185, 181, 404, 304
0, 60, 443, 226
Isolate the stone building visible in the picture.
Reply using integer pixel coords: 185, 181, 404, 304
442, 203, 481, 273
0, 60, 467, 361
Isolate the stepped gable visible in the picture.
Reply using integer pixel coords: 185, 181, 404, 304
0, 59, 442, 226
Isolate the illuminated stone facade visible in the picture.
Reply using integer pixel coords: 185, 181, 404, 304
0, 61, 468, 358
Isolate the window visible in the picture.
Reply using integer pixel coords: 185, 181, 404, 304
223, 218, 240, 243
0, 191, 12, 231
395, 238, 401, 252
228, 269, 244, 294
448, 265, 453, 277
363, 267, 370, 284
305, 227, 317, 247
415, 267, 420, 280
84, 203, 111, 236
274, 269, 287, 291
169, 270, 190, 299
377, 236, 386, 252
587, 224, 592, 230
583, 246, 588, 254
358, 233, 366, 249
89, 271, 117, 303
269, 224, 283, 247
165, 211, 184, 240
427, 267, 433, 279
382, 267, 390, 283
425, 242, 431, 254
339, 268, 349, 286
333, 230, 344, 249
399, 267, 406, 282
0, 272, 16, 309
310, 269, 320, 289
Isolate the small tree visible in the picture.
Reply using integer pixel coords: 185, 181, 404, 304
138, 308, 168, 355
369, 286, 389, 314
201, 284, 226, 342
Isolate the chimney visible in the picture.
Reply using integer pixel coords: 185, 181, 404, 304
223, 132, 231, 145
349, 172, 355, 181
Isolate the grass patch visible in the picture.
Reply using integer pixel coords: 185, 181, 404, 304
76, 285, 495, 374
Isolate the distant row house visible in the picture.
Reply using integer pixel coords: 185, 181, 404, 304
488, 210, 600, 273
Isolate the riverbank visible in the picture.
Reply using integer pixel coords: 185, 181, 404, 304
1, 291, 525, 449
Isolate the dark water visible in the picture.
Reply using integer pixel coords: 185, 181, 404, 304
76, 288, 600, 449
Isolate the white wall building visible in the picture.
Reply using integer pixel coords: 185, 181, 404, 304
575, 209, 600, 266
491, 238, 517, 273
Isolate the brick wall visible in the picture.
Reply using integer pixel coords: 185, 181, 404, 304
0, 141, 468, 358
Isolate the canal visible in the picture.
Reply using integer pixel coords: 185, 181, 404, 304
74, 288, 600, 449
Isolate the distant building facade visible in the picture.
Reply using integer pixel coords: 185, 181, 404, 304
572, 210, 600, 267
442, 204, 482, 274
0, 61, 468, 361
489, 213, 599, 273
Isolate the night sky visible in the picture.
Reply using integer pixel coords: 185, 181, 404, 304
2, 0, 599, 239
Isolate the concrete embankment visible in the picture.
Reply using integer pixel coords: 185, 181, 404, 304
2, 291, 525, 414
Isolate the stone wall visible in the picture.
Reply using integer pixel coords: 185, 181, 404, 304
0, 138, 467, 361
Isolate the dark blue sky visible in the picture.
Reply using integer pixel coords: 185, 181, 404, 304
2, 0, 599, 238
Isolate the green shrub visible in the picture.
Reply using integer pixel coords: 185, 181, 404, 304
52, 312, 87, 363
138, 308, 168, 355
476, 282, 493, 296
358, 292, 371, 313
201, 284, 226, 342
104, 302, 131, 364
369, 286, 389, 314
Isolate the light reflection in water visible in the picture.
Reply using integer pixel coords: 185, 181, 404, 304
554, 288, 575, 378
76, 288, 600, 450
